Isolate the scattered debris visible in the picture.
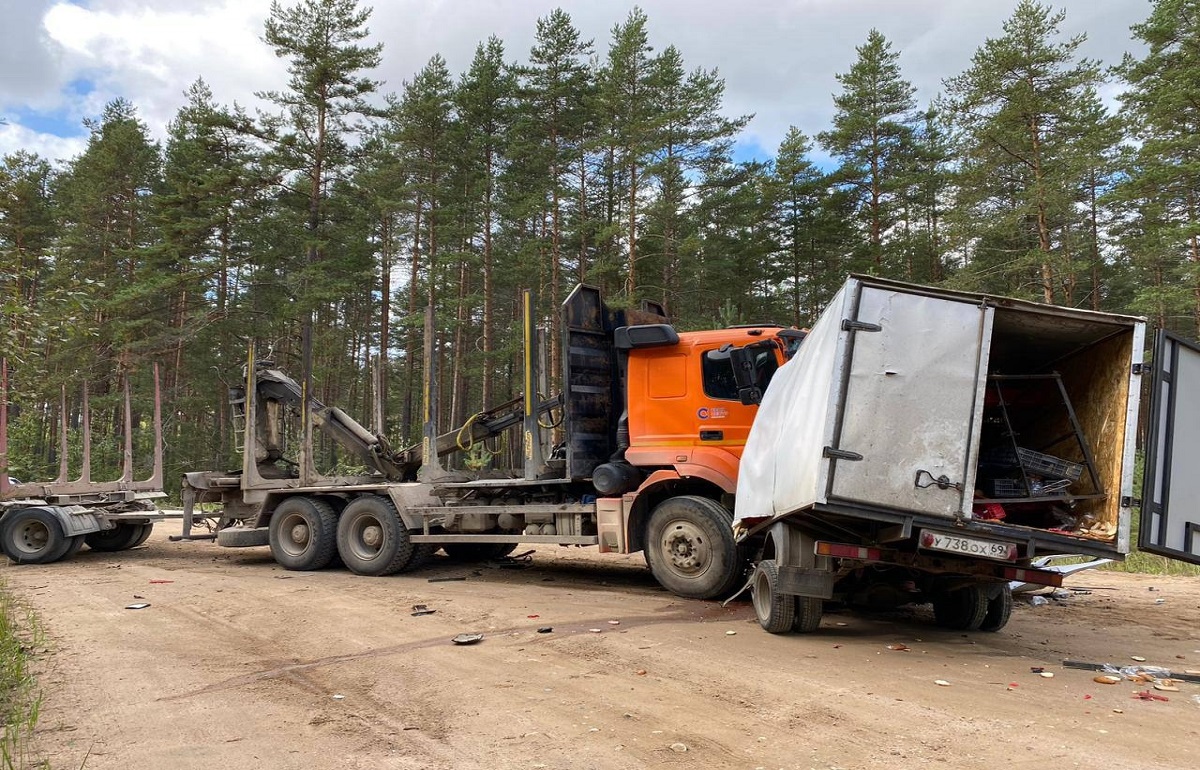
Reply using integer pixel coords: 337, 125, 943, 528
635, 670, 647, 676
725, 630, 737, 636
669, 743, 688, 753
589, 628, 603, 633
887, 643, 910, 652
1039, 672, 1055, 679
451, 633, 484, 645
537, 627, 553, 634
1131, 655, 1147, 662
1063, 660, 1200, 684
411, 604, 436, 616
527, 614, 539, 619
332, 694, 345, 700
608, 620, 620, 626
1028, 595, 1049, 607
934, 680, 951, 687
1093, 675, 1121, 685
1030, 667, 1046, 674
1155, 598, 1166, 605
148, 579, 173, 584
1133, 690, 1169, 702
125, 603, 150, 610
429, 576, 467, 583
1154, 680, 1181, 692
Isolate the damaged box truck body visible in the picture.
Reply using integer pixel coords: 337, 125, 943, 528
735, 275, 1200, 634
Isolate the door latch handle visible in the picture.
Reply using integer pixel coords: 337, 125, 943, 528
914, 469, 963, 491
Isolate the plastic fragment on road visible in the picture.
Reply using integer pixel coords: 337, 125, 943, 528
934, 680, 951, 687
608, 620, 620, 625
332, 694, 345, 700
726, 630, 736, 636
125, 603, 150, 610
451, 633, 484, 645
1039, 672, 1055, 678
1131, 655, 1147, 662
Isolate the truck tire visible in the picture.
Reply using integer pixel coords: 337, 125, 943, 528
645, 496, 742, 600
751, 559, 795, 633
792, 595, 824, 633
86, 523, 148, 552
63, 535, 86, 559
1, 507, 73, 564
216, 526, 271, 548
933, 584, 989, 631
336, 495, 419, 576
442, 542, 517, 561
268, 496, 338, 571
129, 523, 154, 548
979, 585, 1013, 632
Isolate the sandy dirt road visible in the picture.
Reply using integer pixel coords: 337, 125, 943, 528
4, 527, 1199, 770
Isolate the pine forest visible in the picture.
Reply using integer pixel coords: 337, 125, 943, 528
2, 0, 1199, 489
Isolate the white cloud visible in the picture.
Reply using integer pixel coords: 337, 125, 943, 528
0, 121, 86, 164
0, 0, 1153, 166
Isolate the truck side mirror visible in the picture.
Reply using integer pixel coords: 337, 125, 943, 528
724, 345, 764, 406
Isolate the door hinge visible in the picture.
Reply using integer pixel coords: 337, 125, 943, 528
842, 319, 882, 333
823, 447, 863, 461
1131, 363, 1145, 376
1121, 496, 1141, 508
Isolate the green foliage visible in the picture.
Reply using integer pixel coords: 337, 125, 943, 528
0, 580, 46, 769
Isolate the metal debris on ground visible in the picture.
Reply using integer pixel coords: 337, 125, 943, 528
411, 604, 436, 616
125, 603, 150, 610
451, 633, 484, 645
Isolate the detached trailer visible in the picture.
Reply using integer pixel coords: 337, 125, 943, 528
735, 275, 1200, 633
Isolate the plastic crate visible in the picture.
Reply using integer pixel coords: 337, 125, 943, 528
1014, 447, 1083, 481
985, 477, 1072, 498
980, 446, 1083, 481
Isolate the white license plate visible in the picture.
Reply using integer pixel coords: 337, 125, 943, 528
923, 532, 1014, 561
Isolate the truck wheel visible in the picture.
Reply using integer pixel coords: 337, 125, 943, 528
268, 496, 338, 571
751, 559, 795, 633
129, 523, 154, 548
645, 496, 741, 600
336, 495, 419, 576
932, 584, 989, 631
443, 543, 517, 561
63, 535, 86, 559
1, 507, 72, 564
216, 526, 271, 548
792, 595, 824, 633
979, 585, 1013, 632
86, 523, 147, 552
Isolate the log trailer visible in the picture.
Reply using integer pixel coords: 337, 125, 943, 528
0, 361, 171, 563
183, 287, 804, 599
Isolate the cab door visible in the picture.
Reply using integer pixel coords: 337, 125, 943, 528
1140, 331, 1200, 563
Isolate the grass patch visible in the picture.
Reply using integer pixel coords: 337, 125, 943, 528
0, 577, 45, 770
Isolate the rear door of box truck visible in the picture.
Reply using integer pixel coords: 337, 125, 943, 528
1141, 331, 1200, 564
825, 283, 992, 518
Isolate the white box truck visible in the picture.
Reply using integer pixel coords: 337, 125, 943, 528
734, 275, 1200, 633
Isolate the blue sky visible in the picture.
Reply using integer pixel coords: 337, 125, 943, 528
0, 0, 1152, 167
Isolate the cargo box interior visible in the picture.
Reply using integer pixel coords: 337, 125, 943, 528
974, 306, 1135, 544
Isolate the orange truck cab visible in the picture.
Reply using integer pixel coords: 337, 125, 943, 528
556, 285, 803, 599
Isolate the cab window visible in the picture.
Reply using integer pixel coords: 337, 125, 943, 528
702, 345, 780, 401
